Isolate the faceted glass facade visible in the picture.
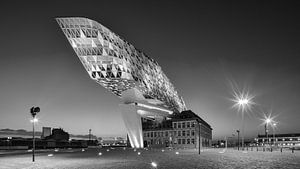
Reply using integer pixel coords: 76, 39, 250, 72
56, 17, 186, 113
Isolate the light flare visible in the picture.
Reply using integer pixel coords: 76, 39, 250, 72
260, 112, 278, 127
30, 118, 38, 123
230, 86, 255, 113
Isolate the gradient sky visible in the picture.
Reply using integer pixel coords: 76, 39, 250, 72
0, 1, 299, 139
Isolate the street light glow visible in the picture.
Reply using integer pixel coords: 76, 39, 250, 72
30, 118, 38, 123
261, 113, 277, 126
151, 162, 157, 168
231, 89, 254, 113
238, 98, 249, 105
265, 118, 271, 124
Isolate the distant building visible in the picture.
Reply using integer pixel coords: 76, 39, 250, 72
255, 133, 300, 147
41, 127, 51, 139
45, 128, 69, 141
143, 110, 212, 148
101, 137, 127, 147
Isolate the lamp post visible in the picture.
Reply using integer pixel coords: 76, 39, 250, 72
265, 118, 271, 147
231, 89, 254, 151
272, 123, 277, 146
237, 98, 249, 151
30, 106, 40, 162
236, 130, 240, 150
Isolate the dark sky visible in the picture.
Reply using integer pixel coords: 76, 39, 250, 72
0, 0, 299, 139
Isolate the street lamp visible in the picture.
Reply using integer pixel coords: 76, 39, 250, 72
231, 87, 254, 151
271, 123, 277, 146
264, 117, 271, 146
261, 113, 277, 148
236, 130, 240, 150
238, 98, 248, 151
30, 106, 40, 162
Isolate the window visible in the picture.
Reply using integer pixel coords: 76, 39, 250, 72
147, 133, 150, 137
191, 139, 195, 144
144, 133, 147, 137
154, 132, 157, 137
182, 122, 185, 128
178, 139, 181, 144
151, 132, 153, 137
191, 130, 195, 136
191, 122, 195, 127
182, 131, 185, 136
165, 131, 168, 137
178, 131, 181, 136
173, 123, 177, 129
182, 139, 186, 144
187, 130, 190, 136
187, 122, 190, 128
174, 131, 177, 136
187, 139, 190, 144
178, 123, 181, 128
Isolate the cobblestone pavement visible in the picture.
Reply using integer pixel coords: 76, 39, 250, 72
0, 148, 299, 169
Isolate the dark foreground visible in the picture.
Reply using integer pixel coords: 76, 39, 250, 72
0, 147, 299, 169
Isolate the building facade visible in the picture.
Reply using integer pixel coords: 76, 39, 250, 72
143, 110, 212, 148
255, 133, 300, 148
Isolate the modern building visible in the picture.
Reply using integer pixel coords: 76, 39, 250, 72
57, 17, 193, 148
143, 110, 212, 148
255, 133, 300, 148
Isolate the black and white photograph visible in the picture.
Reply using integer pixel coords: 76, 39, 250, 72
0, 0, 299, 168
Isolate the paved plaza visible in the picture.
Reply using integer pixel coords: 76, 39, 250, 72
0, 147, 299, 169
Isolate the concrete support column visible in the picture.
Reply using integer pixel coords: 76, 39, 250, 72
120, 104, 144, 148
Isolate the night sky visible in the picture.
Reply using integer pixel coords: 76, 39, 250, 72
0, 1, 299, 139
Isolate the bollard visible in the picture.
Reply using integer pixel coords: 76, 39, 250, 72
257, 147, 258, 151
292, 148, 294, 153
280, 147, 282, 153
263, 148, 265, 152
271, 148, 272, 152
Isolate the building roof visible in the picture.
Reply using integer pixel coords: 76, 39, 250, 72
171, 110, 212, 130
